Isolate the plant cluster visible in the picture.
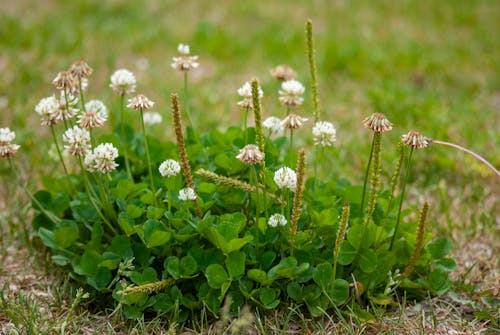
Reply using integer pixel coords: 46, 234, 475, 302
4, 21, 479, 323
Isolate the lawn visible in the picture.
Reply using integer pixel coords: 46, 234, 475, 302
0, 0, 498, 334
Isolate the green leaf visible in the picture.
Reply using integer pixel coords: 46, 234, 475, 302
147, 206, 165, 220
346, 224, 364, 250
51, 254, 70, 266
143, 219, 171, 248
109, 235, 133, 259
225, 235, 254, 255
74, 250, 102, 276
126, 204, 144, 219
435, 258, 457, 272
313, 263, 333, 292
247, 269, 270, 286
225, 251, 246, 279
165, 256, 181, 279
331, 279, 349, 304
359, 248, 378, 273
118, 212, 135, 236
205, 264, 229, 289
38, 228, 57, 249
427, 238, 451, 259
180, 255, 198, 277
267, 257, 297, 280
429, 268, 451, 295
337, 240, 356, 265
287, 281, 303, 301
259, 288, 279, 309
54, 220, 79, 249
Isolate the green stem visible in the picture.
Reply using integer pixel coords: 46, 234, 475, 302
50, 125, 73, 192
140, 108, 157, 206
389, 147, 414, 250
119, 94, 133, 180
183, 71, 195, 130
251, 165, 260, 260
289, 129, 294, 166
360, 133, 376, 218
78, 77, 86, 112
306, 19, 320, 123
243, 107, 249, 144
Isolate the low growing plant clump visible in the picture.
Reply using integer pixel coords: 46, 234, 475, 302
4, 21, 497, 323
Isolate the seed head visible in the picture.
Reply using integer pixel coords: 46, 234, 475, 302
279, 79, 305, 107
313, 121, 337, 147
158, 159, 181, 177
236, 144, 265, 164
282, 113, 308, 130
268, 213, 287, 227
110, 69, 137, 96
78, 100, 108, 128
69, 60, 93, 78
143, 111, 163, 126
52, 70, 78, 90
85, 143, 119, 173
274, 166, 297, 192
362, 113, 393, 133
401, 131, 430, 149
270, 65, 297, 81
62, 126, 91, 157
0, 127, 20, 158
179, 187, 197, 201
127, 94, 155, 111
263, 116, 284, 135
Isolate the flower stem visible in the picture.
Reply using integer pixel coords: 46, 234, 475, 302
78, 77, 86, 112
389, 147, 414, 250
183, 71, 195, 131
364, 132, 382, 226
140, 107, 157, 206
119, 94, 133, 180
360, 133, 376, 217
387, 141, 405, 214
251, 165, 260, 260
50, 125, 73, 192
306, 19, 320, 123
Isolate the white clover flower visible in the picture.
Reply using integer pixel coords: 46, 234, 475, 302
51, 91, 78, 122
127, 94, 155, 111
179, 187, 197, 201
110, 69, 137, 96
70, 60, 93, 78
281, 113, 308, 130
85, 143, 119, 173
236, 144, 265, 165
52, 70, 77, 90
279, 79, 305, 107
159, 159, 181, 177
62, 126, 91, 157
35, 96, 60, 126
268, 213, 287, 228
78, 100, 108, 128
263, 116, 284, 135
143, 111, 163, 126
0, 127, 20, 158
313, 121, 337, 147
237, 82, 263, 109
177, 43, 190, 55
274, 167, 297, 192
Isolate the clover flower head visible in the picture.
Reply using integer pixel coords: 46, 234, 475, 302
313, 121, 337, 147
52, 70, 78, 90
362, 113, 393, 133
85, 143, 119, 173
78, 100, 108, 128
401, 131, 430, 149
62, 126, 91, 157
127, 94, 155, 111
270, 65, 297, 81
143, 111, 163, 126
0, 127, 20, 158
69, 77, 88, 96
237, 81, 263, 109
70, 60, 93, 78
274, 166, 297, 192
35, 96, 60, 126
263, 116, 284, 135
158, 159, 181, 177
110, 69, 137, 96
171, 44, 199, 72
179, 187, 197, 201
281, 113, 308, 130
268, 213, 287, 227
279, 79, 305, 107
236, 144, 265, 164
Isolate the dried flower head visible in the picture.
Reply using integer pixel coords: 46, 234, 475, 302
263, 116, 284, 135
268, 213, 287, 227
171, 44, 199, 72
270, 65, 297, 81
110, 69, 137, 96
127, 94, 155, 111
279, 79, 305, 107
236, 144, 265, 164
237, 82, 263, 109
70, 60, 93, 78
143, 111, 163, 126
282, 113, 308, 130
313, 121, 337, 147
179, 187, 197, 201
362, 113, 393, 133
0, 127, 20, 158
62, 126, 91, 157
78, 100, 108, 128
35, 96, 60, 126
274, 166, 297, 192
159, 159, 181, 177
401, 131, 430, 149
52, 70, 78, 90
85, 143, 119, 173
68, 77, 88, 96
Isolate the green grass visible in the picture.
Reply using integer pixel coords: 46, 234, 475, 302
1, 0, 499, 333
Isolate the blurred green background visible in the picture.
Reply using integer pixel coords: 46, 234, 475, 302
1, 0, 499, 186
